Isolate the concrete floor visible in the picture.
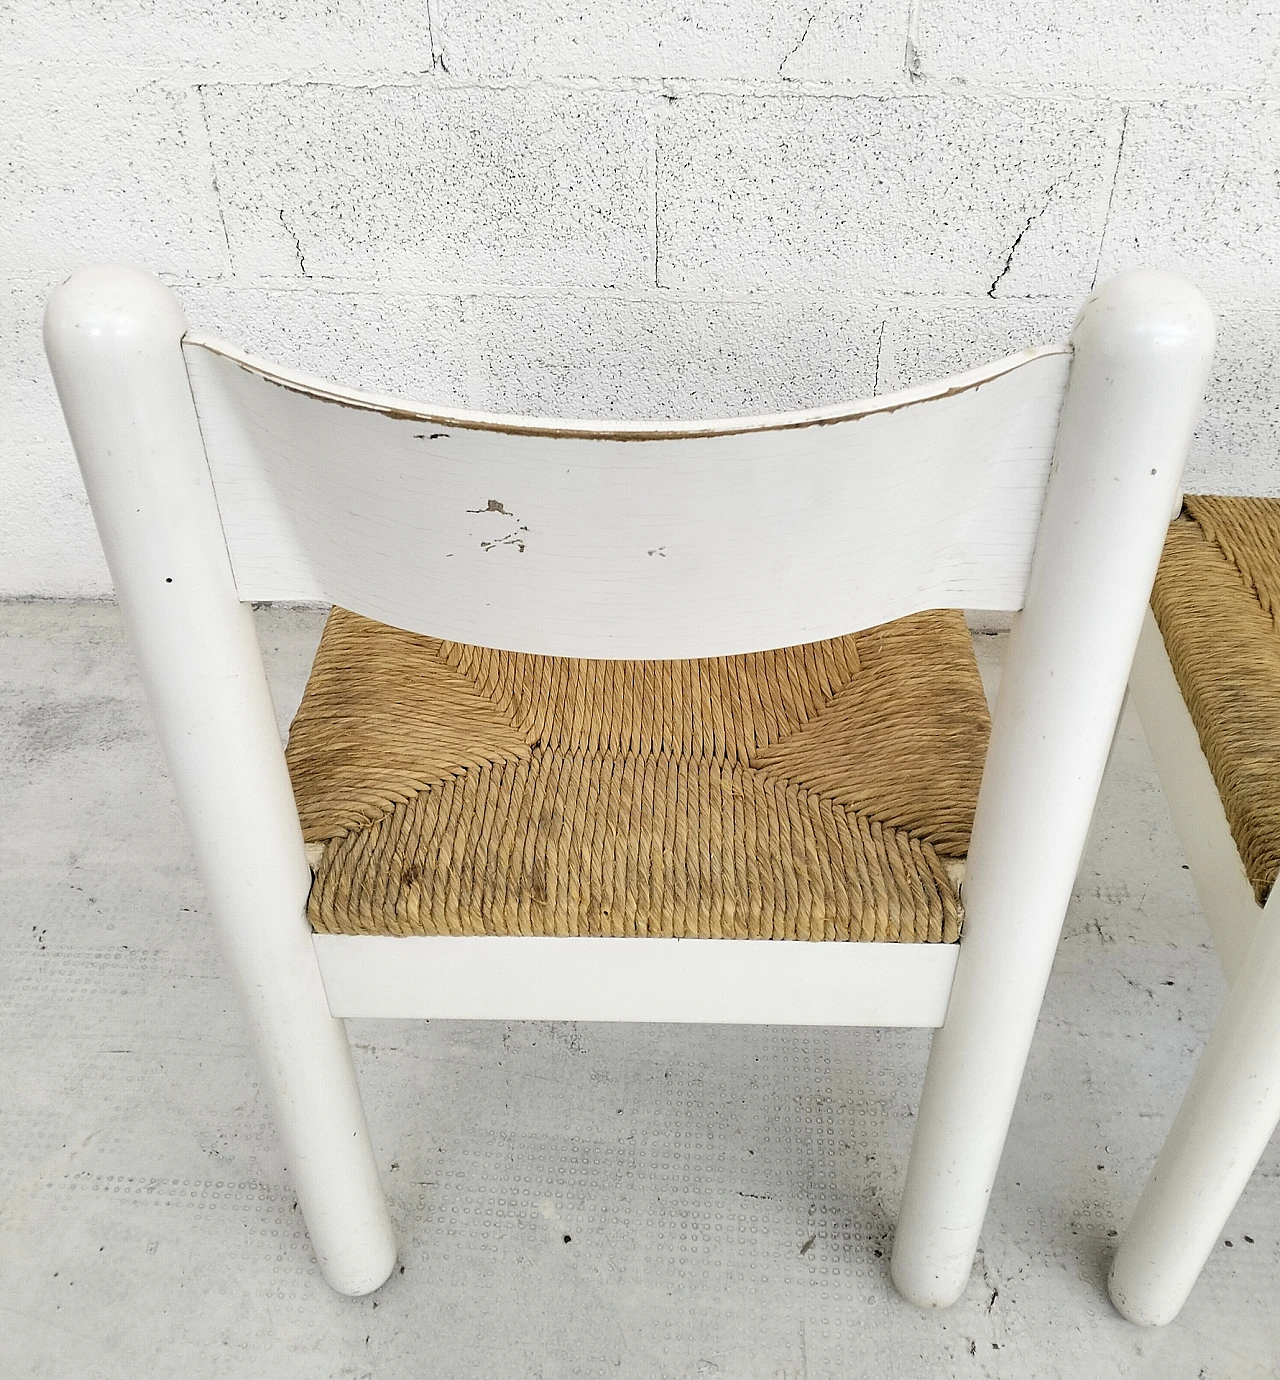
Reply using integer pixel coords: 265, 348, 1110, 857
1, 600, 1276, 1379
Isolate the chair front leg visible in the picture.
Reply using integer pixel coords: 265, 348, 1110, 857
1109, 881, 1280, 1325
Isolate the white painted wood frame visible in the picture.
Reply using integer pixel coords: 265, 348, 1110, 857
43, 263, 1213, 1304
314, 936, 959, 1026
1109, 611, 1280, 1326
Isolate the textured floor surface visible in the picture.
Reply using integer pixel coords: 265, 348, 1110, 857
1, 600, 1277, 1379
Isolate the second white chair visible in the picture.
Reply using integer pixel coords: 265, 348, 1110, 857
1111, 496, 1280, 1325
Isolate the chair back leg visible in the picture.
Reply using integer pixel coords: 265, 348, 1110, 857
44, 265, 397, 1295
892, 270, 1214, 1308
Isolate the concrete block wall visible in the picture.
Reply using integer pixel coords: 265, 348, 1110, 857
4, 1, 1279, 595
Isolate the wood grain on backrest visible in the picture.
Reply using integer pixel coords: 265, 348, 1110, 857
181, 336, 1071, 658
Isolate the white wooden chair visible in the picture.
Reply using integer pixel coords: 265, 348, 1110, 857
1110, 497, 1280, 1326
44, 264, 1212, 1303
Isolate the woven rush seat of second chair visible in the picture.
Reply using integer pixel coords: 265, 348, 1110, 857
286, 608, 992, 943
1151, 495, 1280, 905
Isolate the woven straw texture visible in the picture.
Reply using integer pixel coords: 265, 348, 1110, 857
287, 608, 991, 941
1151, 495, 1280, 905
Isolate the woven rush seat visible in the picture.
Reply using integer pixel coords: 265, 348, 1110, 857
1151, 495, 1280, 905
286, 607, 992, 942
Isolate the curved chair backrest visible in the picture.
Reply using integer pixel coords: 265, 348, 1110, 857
182, 335, 1070, 657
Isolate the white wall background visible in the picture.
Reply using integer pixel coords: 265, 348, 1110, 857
5, 1, 1280, 595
